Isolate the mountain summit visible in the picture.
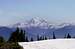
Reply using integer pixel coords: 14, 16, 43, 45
13, 17, 73, 29
13, 17, 52, 29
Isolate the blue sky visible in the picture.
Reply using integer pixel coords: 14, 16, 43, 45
0, 0, 75, 26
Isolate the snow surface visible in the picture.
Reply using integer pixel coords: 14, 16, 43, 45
19, 39, 75, 49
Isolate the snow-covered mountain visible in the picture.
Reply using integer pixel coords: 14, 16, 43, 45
13, 17, 52, 29
13, 17, 73, 29
0, 17, 75, 40
10, 17, 75, 39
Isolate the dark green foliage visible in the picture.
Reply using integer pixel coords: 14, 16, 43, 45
37, 36, 43, 40
39, 36, 44, 40
23, 31, 26, 42
37, 34, 48, 41
0, 42, 23, 49
19, 29, 25, 42
53, 32, 56, 39
37, 35, 40, 41
44, 36, 47, 40
25, 36, 29, 42
64, 34, 66, 38
30, 37, 34, 41
8, 28, 20, 42
0, 36, 23, 49
10, 42, 23, 49
0, 36, 5, 43
67, 33, 71, 38
8, 27, 26, 42
0, 36, 5, 47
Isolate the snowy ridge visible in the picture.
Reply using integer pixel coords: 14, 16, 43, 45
19, 39, 75, 49
52, 23, 72, 29
12, 17, 75, 29
13, 17, 53, 29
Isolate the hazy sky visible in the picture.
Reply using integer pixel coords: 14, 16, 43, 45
0, 0, 75, 26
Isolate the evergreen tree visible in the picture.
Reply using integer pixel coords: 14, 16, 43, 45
8, 27, 26, 42
22, 31, 26, 42
8, 27, 20, 42
19, 29, 25, 42
44, 36, 47, 40
67, 33, 71, 38
30, 37, 34, 41
0, 36, 5, 47
39, 36, 41, 40
39, 36, 42, 40
0, 36, 5, 43
53, 32, 56, 39
37, 35, 40, 41
25, 36, 29, 42
64, 34, 66, 38
39, 36, 44, 40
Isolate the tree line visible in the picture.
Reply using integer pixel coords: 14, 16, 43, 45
0, 27, 73, 43
8, 28, 73, 42
0, 27, 74, 49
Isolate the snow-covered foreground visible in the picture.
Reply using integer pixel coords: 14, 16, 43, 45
18, 39, 75, 49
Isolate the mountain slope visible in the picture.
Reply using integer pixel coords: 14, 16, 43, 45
54, 25, 75, 38
0, 26, 15, 40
